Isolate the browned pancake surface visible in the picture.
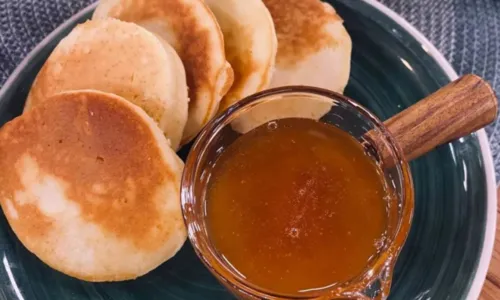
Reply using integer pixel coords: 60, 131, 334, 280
262, 0, 341, 66
103, 0, 227, 123
0, 91, 177, 252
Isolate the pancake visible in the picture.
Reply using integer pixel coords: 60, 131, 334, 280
93, 0, 234, 144
25, 19, 188, 150
232, 0, 352, 133
263, 0, 351, 91
205, 0, 277, 112
0, 90, 186, 282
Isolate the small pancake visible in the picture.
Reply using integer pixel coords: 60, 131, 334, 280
205, 0, 277, 112
263, 0, 351, 91
25, 19, 188, 150
232, 0, 352, 133
93, 0, 234, 144
0, 90, 186, 282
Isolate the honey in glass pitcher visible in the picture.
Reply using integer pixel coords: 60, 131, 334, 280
206, 117, 392, 295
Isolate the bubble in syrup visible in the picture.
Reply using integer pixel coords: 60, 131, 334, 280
288, 227, 300, 238
267, 121, 278, 131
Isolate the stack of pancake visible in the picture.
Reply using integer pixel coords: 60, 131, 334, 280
0, 0, 351, 282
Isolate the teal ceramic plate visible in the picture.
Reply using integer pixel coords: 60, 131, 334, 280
0, 1, 496, 299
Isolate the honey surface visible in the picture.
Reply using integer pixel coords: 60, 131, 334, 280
206, 118, 388, 294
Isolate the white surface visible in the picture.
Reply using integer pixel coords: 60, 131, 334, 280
361, 1, 496, 299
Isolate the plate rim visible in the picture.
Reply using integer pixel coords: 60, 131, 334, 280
0, 1, 495, 299
360, 0, 497, 299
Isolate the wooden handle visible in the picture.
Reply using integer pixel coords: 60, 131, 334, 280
383, 74, 497, 161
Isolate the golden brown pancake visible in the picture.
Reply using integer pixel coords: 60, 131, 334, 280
25, 19, 188, 150
263, 0, 351, 91
205, 0, 277, 112
0, 90, 186, 282
232, 0, 352, 133
93, 0, 234, 144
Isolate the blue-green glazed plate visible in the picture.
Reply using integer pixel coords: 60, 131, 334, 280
0, 1, 496, 299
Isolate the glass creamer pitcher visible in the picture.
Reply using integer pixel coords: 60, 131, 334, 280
181, 74, 497, 299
